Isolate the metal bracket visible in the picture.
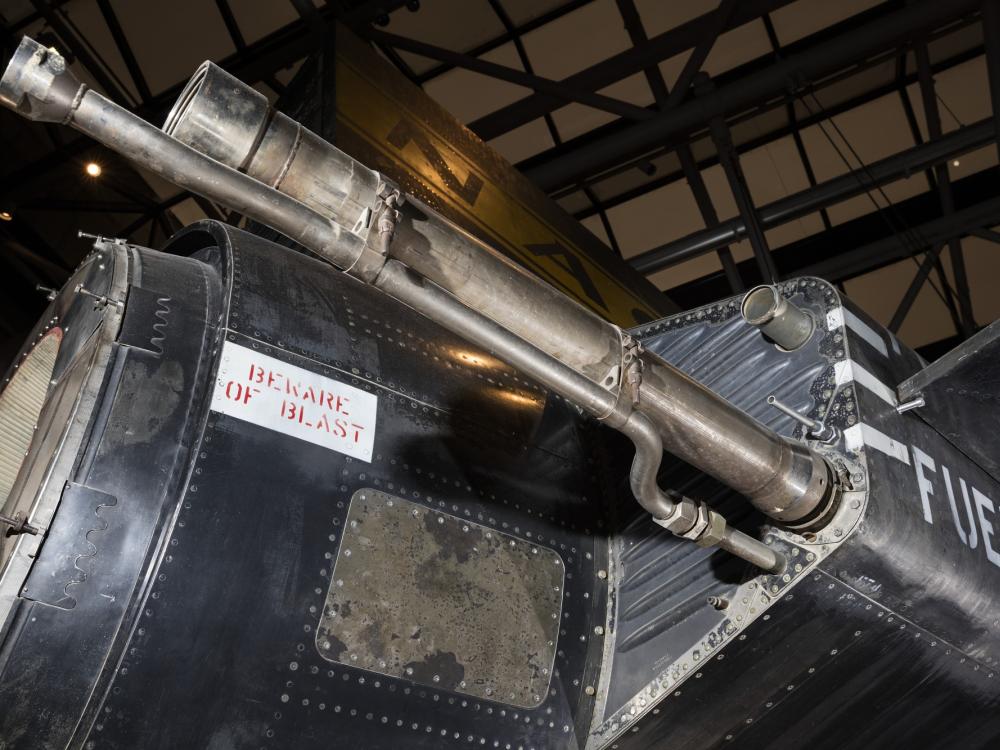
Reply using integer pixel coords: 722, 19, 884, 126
597, 330, 644, 426
345, 181, 405, 283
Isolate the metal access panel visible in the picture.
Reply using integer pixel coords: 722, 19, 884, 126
317, 489, 563, 708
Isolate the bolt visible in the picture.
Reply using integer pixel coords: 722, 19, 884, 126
597, 570, 608, 580
594, 626, 605, 636
585, 686, 596, 696
707, 596, 729, 611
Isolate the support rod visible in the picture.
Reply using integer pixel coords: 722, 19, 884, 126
982, 0, 1000, 165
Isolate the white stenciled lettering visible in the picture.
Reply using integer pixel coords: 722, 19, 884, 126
959, 478, 979, 550
972, 487, 1000, 568
943, 466, 978, 548
908, 444, 997, 566
911, 446, 936, 524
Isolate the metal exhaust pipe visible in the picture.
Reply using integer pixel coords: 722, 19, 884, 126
159, 60, 837, 526
742, 285, 815, 351
0, 38, 843, 568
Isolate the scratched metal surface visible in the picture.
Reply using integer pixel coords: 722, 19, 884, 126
318, 489, 563, 708
596, 282, 839, 721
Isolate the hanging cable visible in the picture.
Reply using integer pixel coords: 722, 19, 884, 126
796, 88, 961, 309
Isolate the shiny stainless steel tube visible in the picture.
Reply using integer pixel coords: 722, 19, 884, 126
376, 260, 786, 571
160, 60, 835, 527
0, 38, 833, 541
741, 285, 815, 352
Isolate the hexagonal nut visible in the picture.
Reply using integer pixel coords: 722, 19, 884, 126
695, 510, 727, 548
652, 499, 700, 535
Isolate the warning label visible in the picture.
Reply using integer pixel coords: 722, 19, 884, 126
210, 341, 378, 462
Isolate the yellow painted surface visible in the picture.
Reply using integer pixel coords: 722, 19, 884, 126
334, 51, 663, 327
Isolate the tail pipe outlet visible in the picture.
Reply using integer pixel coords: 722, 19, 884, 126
741, 285, 815, 351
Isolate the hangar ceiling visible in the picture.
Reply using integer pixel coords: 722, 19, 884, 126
0, 0, 998, 368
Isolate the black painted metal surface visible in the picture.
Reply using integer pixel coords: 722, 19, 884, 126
598, 284, 1000, 749
899, 318, 1000, 483
0, 227, 998, 750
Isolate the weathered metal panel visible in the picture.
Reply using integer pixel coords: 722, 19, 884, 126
318, 489, 563, 708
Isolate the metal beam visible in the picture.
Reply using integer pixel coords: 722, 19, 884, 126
668, 166, 1000, 307
800, 194, 1000, 281
983, 0, 1000, 164
416, 0, 596, 84
214, 0, 246, 51
364, 29, 654, 122
914, 40, 975, 335
762, 12, 833, 232
469, 0, 798, 141
971, 226, 1000, 243
697, 73, 777, 283
894, 50, 963, 334
565, 41, 983, 217
116, 192, 191, 238
615, 0, 743, 291
96, 0, 151, 102
523, 0, 978, 193
888, 246, 948, 333
629, 118, 995, 274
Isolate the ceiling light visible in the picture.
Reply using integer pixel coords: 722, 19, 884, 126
952, 159, 960, 167
0, 211, 12, 222
85, 162, 102, 177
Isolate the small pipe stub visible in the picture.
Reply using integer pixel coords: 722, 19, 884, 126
741, 285, 815, 351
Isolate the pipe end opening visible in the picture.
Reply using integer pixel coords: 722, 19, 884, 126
162, 61, 211, 137
741, 285, 780, 326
